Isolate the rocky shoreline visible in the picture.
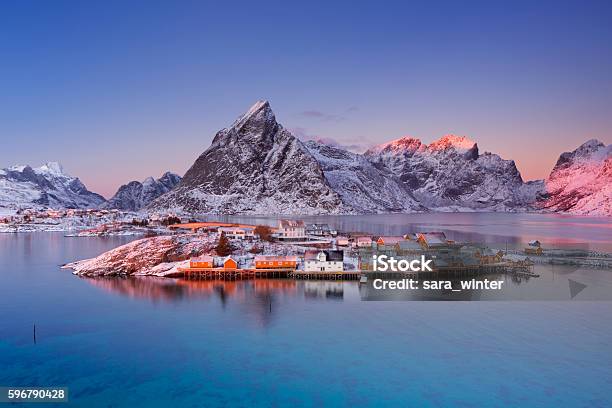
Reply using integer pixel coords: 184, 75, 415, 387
62, 234, 300, 277
62, 235, 214, 277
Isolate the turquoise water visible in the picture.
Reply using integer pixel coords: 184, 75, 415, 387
1, 232, 612, 407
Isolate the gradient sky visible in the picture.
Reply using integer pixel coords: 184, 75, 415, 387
1, 0, 611, 197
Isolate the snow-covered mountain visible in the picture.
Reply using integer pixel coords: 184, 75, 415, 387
149, 101, 348, 215
364, 135, 537, 211
104, 172, 181, 211
304, 140, 424, 213
4, 104, 606, 216
538, 139, 611, 216
0, 162, 105, 210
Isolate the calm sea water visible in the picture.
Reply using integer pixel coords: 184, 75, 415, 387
1, 213, 612, 407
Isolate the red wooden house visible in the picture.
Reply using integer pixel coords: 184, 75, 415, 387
254, 255, 298, 269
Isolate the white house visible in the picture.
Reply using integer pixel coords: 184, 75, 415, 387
306, 223, 338, 237
218, 227, 255, 240
355, 236, 372, 248
277, 219, 306, 240
304, 250, 344, 272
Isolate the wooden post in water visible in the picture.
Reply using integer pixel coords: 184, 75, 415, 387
33, 323, 36, 344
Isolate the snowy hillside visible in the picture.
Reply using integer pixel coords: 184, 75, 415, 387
304, 140, 424, 213
539, 139, 611, 216
104, 172, 181, 211
4, 104, 606, 217
365, 135, 536, 211
0, 162, 105, 210
149, 101, 348, 215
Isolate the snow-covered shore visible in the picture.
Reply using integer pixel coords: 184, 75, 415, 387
63, 234, 215, 277
62, 233, 301, 277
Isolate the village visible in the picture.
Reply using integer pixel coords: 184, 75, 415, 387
0, 207, 188, 235
6, 207, 608, 277
163, 219, 540, 281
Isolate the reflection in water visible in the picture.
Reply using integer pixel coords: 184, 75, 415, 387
84, 277, 299, 302
83, 259, 612, 307
304, 281, 344, 300
2, 232, 612, 407
82, 277, 353, 326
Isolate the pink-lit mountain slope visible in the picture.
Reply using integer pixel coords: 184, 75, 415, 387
365, 135, 539, 211
538, 139, 611, 216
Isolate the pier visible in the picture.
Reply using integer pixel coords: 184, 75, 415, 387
177, 263, 533, 281
289, 271, 361, 280
178, 267, 291, 280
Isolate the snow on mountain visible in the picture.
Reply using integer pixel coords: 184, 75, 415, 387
149, 101, 349, 215
0, 162, 105, 210
104, 172, 182, 211
538, 139, 611, 216
365, 135, 533, 211
304, 140, 424, 213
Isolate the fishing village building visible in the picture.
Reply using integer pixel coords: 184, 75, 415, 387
190, 256, 214, 269
377, 236, 405, 246
220, 256, 238, 270
254, 255, 298, 269
306, 223, 337, 237
416, 232, 448, 249
218, 226, 255, 240
304, 250, 344, 272
355, 236, 372, 248
335, 236, 350, 246
277, 219, 306, 241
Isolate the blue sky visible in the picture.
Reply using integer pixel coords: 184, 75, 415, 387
1, 0, 611, 197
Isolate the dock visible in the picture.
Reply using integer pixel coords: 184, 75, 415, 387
178, 267, 292, 280
289, 271, 361, 280
176, 261, 535, 282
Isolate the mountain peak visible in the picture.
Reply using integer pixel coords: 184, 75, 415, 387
553, 138, 610, 170
230, 100, 275, 130
150, 100, 346, 215
542, 138, 611, 215
579, 138, 604, 149
574, 139, 607, 156
38, 162, 65, 175
365, 136, 423, 155
428, 134, 476, 152
0, 161, 104, 209
8, 164, 28, 172
104, 172, 182, 211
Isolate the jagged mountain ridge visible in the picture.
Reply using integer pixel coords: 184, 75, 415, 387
364, 135, 539, 211
0, 162, 105, 209
304, 140, 424, 213
4, 103, 605, 216
148, 101, 348, 214
538, 139, 611, 216
104, 172, 182, 211
150, 100, 610, 215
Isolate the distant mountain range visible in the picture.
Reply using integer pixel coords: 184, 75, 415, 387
149, 101, 610, 216
103, 172, 181, 211
1, 101, 610, 216
0, 162, 105, 210
0, 163, 179, 212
